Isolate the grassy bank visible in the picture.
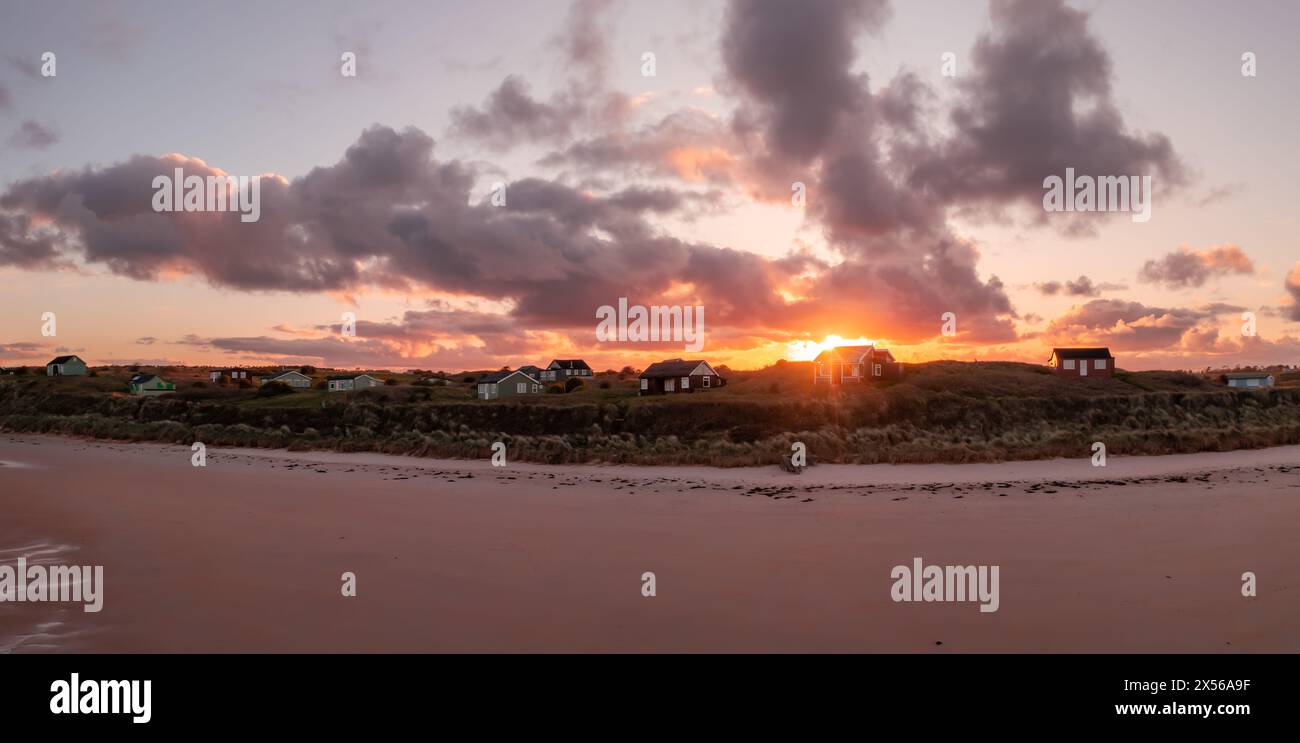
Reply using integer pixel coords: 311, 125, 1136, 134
3, 361, 1299, 466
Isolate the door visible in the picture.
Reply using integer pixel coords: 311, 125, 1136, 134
1079, 361, 1088, 377
665, 378, 675, 392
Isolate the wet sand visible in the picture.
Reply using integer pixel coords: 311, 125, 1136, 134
1, 433, 1297, 652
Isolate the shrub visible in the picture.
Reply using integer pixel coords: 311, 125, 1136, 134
257, 381, 294, 397
599, 381, 611, 389
564, 378, 585, 393
384, 378, 398, 386
546, 384, 565, 394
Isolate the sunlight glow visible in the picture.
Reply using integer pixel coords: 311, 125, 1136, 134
786, 335, 878, 362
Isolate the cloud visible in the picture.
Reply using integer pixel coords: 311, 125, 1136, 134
910, 0, 1187, 215
6, 54, 42, 79
1138, 243, 1254, 289
1043, 298, 1219, 351
1285, 263, 1300, 322
447, 0, 626, 151
8, 120, 59, 149
1034, 275, 1126, 297
0, 82, 11, 112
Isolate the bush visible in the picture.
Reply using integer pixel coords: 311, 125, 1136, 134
384, 378, 398, 386
257, 381, 294, 397
564, 378, 585, 393
599, 381, 611, 389
546, 384, 565, 394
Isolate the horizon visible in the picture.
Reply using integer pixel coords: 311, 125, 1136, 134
2, 0, 1299, 372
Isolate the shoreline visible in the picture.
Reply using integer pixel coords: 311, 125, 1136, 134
10, 431, 1300, 486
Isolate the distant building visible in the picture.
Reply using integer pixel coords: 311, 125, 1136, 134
539, 359, 592, 382
46, 355, 88, 377
327, 373, 384, 392
208, 368, 256, 384
477, 370, 543, 400
128, 373, 175, 396
812, 345, 901, 384
1047, 348, 1115, 378
516, 365, 544, 378
261, 370, 313, 389
639, 359, 724, 395
1224, 372, 1274, 389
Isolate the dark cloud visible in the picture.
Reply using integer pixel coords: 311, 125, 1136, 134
1044, 298, 1217, 351
1034, 275, 1124, 298
8, 120, 59, 149
1138, 244, 1254, 289
0, 125, 790, 333
910, 0, 1187, 212
448, 0, 626, 151
1286, 263, 1300, 322
719, 0, 1015, 342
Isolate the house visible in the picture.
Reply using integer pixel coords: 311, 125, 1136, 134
538, 359, 593, 382
811, 345, 902, 384
516, 364, 544, 379
260, 370, 313, 389
1048, 348, 1115, 378
46, 355, 88, 377
477, 370, 543, 400
208, 368, 256, 384
639, 359, 725, 395
128, 373, 175, 396
1224, 372, 1274, 389
327, 373, 384, 392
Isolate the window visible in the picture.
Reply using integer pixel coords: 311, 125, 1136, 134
681, 377, 690, 389
640, 378, 648, 390
1063, 359, 1075, 370
703, 375, 711, 388
666, 379, 675, 392
873, 364, 882, 376
1095, 359, 1107, 370
516, 382, 527, 393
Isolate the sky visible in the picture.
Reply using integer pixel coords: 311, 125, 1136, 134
1, 0, 1298, 372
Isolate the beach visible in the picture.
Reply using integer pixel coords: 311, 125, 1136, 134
1, 433, 1297, 652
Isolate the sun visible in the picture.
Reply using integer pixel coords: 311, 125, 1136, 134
786, 335, 878, 362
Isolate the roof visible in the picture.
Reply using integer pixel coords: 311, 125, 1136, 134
813, 345, 876, 363
47, 355, 81, 365
640, 359, 715, 378
326, 375, 356, 381
480, 370, 539, 384
1050, 347, 1113, 359
548, 359, 591, 370
516, 365, 543, 374
129, 373, 158, 384
269, 370, 310, 379
1225, 372, 1273, 379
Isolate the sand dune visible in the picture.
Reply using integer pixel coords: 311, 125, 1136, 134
2, 433, 1297, 652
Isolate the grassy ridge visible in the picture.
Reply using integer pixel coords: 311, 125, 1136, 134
3, 361, 1299, 465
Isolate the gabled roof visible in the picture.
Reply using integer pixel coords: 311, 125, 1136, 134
480, 370, 540, 384
640, 359, 717, 378
1050, 347, 1113, 360
268, 370, 310, 380
813, 345, 876, 363
47, 355, 82, 365
326, 375, 356, 381
129, 373, 158, 384
548, 359, 591, 370
516, 365, 543, 375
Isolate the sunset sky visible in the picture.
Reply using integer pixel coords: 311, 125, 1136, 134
1, 0, 1298, 372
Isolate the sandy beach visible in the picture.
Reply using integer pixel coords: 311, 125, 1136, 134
1, 433, 1297, 652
